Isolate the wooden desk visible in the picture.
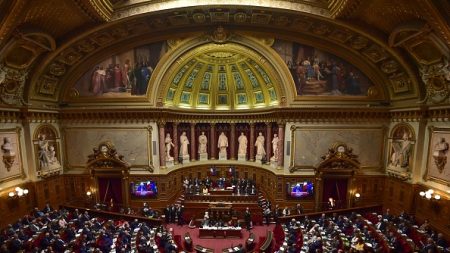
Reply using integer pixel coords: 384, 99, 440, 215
259, 231, 273, 253
199, 227, 242, 238
222, 246, 244, 252
194, 245, 214, 253
209, 189, 234, 195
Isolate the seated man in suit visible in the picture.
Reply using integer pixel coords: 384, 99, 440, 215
422, 238, 438, 253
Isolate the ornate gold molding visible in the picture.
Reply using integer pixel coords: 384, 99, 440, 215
27, 6, 420, 103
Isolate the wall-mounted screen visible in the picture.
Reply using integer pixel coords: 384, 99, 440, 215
130, 180, 158, 198
287, 181, 314, 199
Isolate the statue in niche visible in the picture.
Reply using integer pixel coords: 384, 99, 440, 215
198, 132, 208, 155
37, 134, 60, 171
1, 137, 15, 171
238, 132, 248, 156
179, 131, 190, 158
390, 132, 414, 169
255, 132, 266, 157
164, 133, 174, 161
271, 133, 279, 162
218, 132, 228, 156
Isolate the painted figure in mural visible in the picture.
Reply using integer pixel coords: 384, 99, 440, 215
165, 133, 175, 161
271, 133, 280, 161
238, 132, 248, 156
218, 132, 228, 155
105, 64, 114, 89
179, 132, 190, 157
131, 62, 151, 96
123, 59, 131, 89
90, 66, 106, 95
390, 132, 413, 168
113, 64, 123, 88
198, 132, 208, 154
255, 132, 266, 157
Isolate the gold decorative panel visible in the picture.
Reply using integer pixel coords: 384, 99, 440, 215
160, 41, 281, 111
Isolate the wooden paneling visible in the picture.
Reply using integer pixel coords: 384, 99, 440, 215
353, 175, 385, 207
382, 177, 415, 215
413, 185, 450, 238
3, 170, 450, 240
35, 176, 66, 208
0, 182, 35, 229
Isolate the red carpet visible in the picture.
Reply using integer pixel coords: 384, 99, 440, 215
167, 224, 276, 252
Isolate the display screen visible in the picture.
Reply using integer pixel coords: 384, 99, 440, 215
130, 181, 158, 198
288, 181, 314, 198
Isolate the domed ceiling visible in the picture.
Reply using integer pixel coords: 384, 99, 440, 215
162, 43, 280, 110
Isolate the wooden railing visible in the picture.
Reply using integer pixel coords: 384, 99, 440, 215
278, 204, 382, 223
61, 204, 162, 226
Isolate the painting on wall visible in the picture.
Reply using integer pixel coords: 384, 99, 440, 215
272, 40, 374, 96
425, 127, 450, 186
0, 128, 24, 183
72, 41, 168, 98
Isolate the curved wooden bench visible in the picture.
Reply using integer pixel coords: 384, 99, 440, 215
259, 231, 273, 252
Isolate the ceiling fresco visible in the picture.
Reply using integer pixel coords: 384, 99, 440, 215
68, 41, 168, 99
0, 0, 448, 108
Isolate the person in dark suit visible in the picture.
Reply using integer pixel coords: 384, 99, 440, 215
422, 238, 438, 253
263, 207, 271, 226
436, 233, 448, 249
273, 204, 281, 224
170, 205, 176, 223
244, 208, 252, 231
164, 205, 170, 223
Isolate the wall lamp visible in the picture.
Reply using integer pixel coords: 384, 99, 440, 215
8, 187, 29, 198
355, 192, 361, 199
419, 189, 441, 201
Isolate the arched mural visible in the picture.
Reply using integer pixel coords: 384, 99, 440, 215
71, 41, 168, 98
272, 40, 375, 97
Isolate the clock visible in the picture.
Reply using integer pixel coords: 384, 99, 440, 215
337, 145, 346, 153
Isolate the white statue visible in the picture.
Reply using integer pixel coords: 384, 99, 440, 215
198, 132, 208, 154
38, 134, 50, 169
164, 133, 175, 161
238, 132, 248, 155
390, 132, 413, 168
217, 132, 228, 155
179, 132, 190, 157
271, 133, 280, 161
37, 134, 60, 171
255, 132, 266, 157
1, 137, 14, 156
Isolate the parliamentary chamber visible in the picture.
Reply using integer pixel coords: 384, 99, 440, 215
0, 0, 449, 237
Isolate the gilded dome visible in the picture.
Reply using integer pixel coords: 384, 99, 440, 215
162, 42, 281, 110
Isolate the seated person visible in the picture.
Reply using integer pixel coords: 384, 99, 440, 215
202, 186, 209, 195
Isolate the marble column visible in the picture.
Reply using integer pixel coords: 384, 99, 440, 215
190, 123, 196, 161
249, 123, 255, 161
277, 122, 285, 167
158, 122, 166, 167
230, 123, 236, 160
210, 123, 216, 160
266, 122, 272, 161
173, 123, 179, 164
